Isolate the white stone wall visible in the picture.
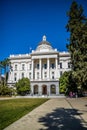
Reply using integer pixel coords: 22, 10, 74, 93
8, 36, 71, 95
8, 52, 70, 82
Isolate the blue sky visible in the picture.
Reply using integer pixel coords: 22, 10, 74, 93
0, 0, 87, 61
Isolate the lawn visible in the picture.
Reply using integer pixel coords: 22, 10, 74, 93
0, 98, 49, 130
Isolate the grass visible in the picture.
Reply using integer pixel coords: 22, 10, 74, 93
0, 98, 49, 130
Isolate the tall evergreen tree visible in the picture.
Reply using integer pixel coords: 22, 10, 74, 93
66, 1, 87, 90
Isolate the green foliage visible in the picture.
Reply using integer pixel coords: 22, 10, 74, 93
66, 1, 87, 91
0, 58, 10, 67
15, 78, 31, 95
59, 71, 77, 95
0, 84, 13, 96
0, 58, 10, 84
59, 71, 69, 94
0, 98, 48, 130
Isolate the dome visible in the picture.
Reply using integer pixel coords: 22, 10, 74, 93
36, 35, 53, 52
38, 41, 51, 46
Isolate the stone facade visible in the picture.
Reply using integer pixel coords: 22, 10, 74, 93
8, 36, 71, 95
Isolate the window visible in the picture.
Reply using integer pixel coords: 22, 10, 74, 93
51, 63, 55, 69
37, 64, 39, 69
22, 72, 24, 78
14, 73, 17, 81
60, 62, 62, 68
68, 62, 71, 68
52, 72, 54, 79
29, 64, 31, 70
44, 72, 47, 78
52, 72, 54, 74
60, 71, 62, 76
22, 64, 25, 70
37, 72, 39, 79
15, 64, 17, 70
29, 72, 31, 79
52, 76, 54, 79
44, 64, 47, 69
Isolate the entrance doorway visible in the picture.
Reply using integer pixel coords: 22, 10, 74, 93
42, 85, 47, 95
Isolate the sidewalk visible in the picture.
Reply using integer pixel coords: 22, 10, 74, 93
4, 98, 87, 130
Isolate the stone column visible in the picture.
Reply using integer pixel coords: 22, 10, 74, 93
30, 83, 34, 96
47, 58, 50, 79
39, 59, 42, 79
31, 59, 34, 80
38, 84, 42, 96
55, 58, 58, 79
56, 82, 59, 95
47, 84, 50, 96
11, 64, 14, 82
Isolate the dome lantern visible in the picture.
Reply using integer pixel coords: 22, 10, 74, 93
42, 35, 46, 41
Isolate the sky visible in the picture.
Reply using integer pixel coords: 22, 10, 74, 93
0, 0, 87, 61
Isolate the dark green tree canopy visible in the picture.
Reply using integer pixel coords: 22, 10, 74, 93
59, 71, 77, 95
0, 58, 10, 67
15, 77, 31, 96
66, 1, 87, 90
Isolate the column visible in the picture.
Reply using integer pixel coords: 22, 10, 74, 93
30, 83, 34, 95
39, 59, 42, 79
56, 82, 59, 95
38, 85, 42, 96
47, 84, 50, 96
11, 64, 14, 82
47, 58, 50, 79
55, 58, 58, 79
31, 59, 34, 80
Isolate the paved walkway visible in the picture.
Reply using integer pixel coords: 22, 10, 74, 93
4, 98, 87, 130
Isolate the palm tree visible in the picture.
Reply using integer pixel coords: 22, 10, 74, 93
0, 58, 10, 85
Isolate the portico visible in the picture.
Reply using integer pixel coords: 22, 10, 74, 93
31, 80, 59, 96
31, 58, 58, 80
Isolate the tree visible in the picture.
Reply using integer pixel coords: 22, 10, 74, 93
0, 84, 13, 96
0, 58, 10, 84
0, 58, 10, 67
15, 78, 31, 96
59, 71, 77, 95
59, 71, 69, 94
0, 58, 14, 96
66, 1, 87, 90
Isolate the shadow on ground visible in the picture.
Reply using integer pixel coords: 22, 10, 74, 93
38, 108, 87, 130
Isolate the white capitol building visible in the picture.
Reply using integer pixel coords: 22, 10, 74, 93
8, 35, 71, 95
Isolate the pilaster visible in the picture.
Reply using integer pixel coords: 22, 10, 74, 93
47, 58, 50, 79
39, 59, 42, 79
31, 59, 34, 80
55, 58, 58, 79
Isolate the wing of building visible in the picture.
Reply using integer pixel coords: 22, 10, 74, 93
7, 35, 71, 95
